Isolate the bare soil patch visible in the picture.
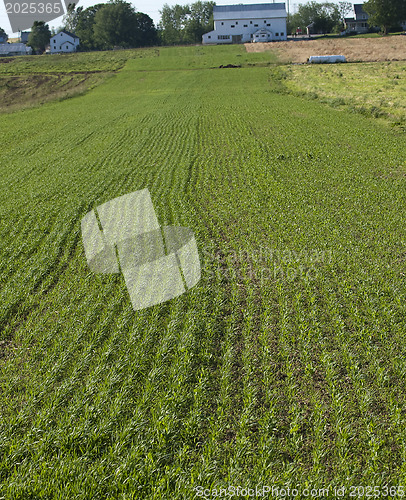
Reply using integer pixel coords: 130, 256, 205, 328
0, 72, 110, 113
245, 36, 406, 63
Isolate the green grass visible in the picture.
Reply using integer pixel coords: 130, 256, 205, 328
272, 60, 406, 128
1, 45, 406, 498
130, 44, 279, 71
0, 48, 154, 75
0, 48, 156, 113
0, 46, 277, 113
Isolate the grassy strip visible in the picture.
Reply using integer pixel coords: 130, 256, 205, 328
0, 48, 156, 75
269, 61, 406, 130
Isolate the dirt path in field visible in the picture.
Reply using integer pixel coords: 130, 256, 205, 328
245, 36, 406, 63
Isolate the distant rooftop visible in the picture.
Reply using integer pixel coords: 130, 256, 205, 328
354, 4, 367, 15
0, 42, 31, 54
54, 30, 79, 39
213, 3, 286, 12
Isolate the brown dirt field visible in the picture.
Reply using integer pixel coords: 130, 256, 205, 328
245, 36, 406, 63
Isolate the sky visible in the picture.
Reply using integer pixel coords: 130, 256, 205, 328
0, 0, 347, 37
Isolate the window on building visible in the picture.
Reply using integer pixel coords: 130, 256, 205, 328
264, 20, 266, 23
236, 21, 238, 24
221, 22, 224, 25
218, 35, 230, 39
267, 24, 271, 26
54, 46, 56, 49
250, 21, 252, 24
275, 33, 279, 36
281, 32, 284, 36
59, 45, 61, 49
231, 25, 235, 27
208, 35, 211, 39
254, 24, 258, 27
243, 24, 248, 27
250, 33, 253, 38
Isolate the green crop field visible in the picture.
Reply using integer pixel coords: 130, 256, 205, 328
1, 45, 406, 499
273, 61, 406, 129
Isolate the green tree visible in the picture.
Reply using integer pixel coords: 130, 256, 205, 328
133, 13, 158, 46
93, 0, 157, 49
185, 1, 215, 43
364, 0, 406, 34
75, 4, 106, 50
63, 3, 83, 33
338, 1, 353, 21
290, 1, 340, 34
158, 3, 191, 45
158, 1, 214, 45
287, 12, 302, 34
0, 27, 8, 42
27, 21, 51, 53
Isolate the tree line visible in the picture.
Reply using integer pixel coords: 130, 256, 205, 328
288, 0, 406, 35
363, 0, 406, 34
22, 0, 215, 52
2, 0, 406, 53
287, 1, 351, 34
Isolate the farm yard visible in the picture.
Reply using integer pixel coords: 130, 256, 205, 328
1, 44, 406, 498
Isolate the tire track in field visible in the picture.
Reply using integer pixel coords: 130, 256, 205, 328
175, 93, 294, 467
1, 174, 138, 434
0, 169, 132, 340
148, 89, 248, 453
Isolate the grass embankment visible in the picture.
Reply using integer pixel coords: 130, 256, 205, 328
1, 45, 406, 497
269, 60, 406, 129
0, 48, 156, 113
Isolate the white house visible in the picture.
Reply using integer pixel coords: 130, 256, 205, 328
202, 3, 287, 44
50, 31, 79, 54
344, 3, 406, 33
344, 4, 371, 33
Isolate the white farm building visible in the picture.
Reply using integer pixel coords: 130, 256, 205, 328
202, 3, 287, 44
50, 31, 79, 54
